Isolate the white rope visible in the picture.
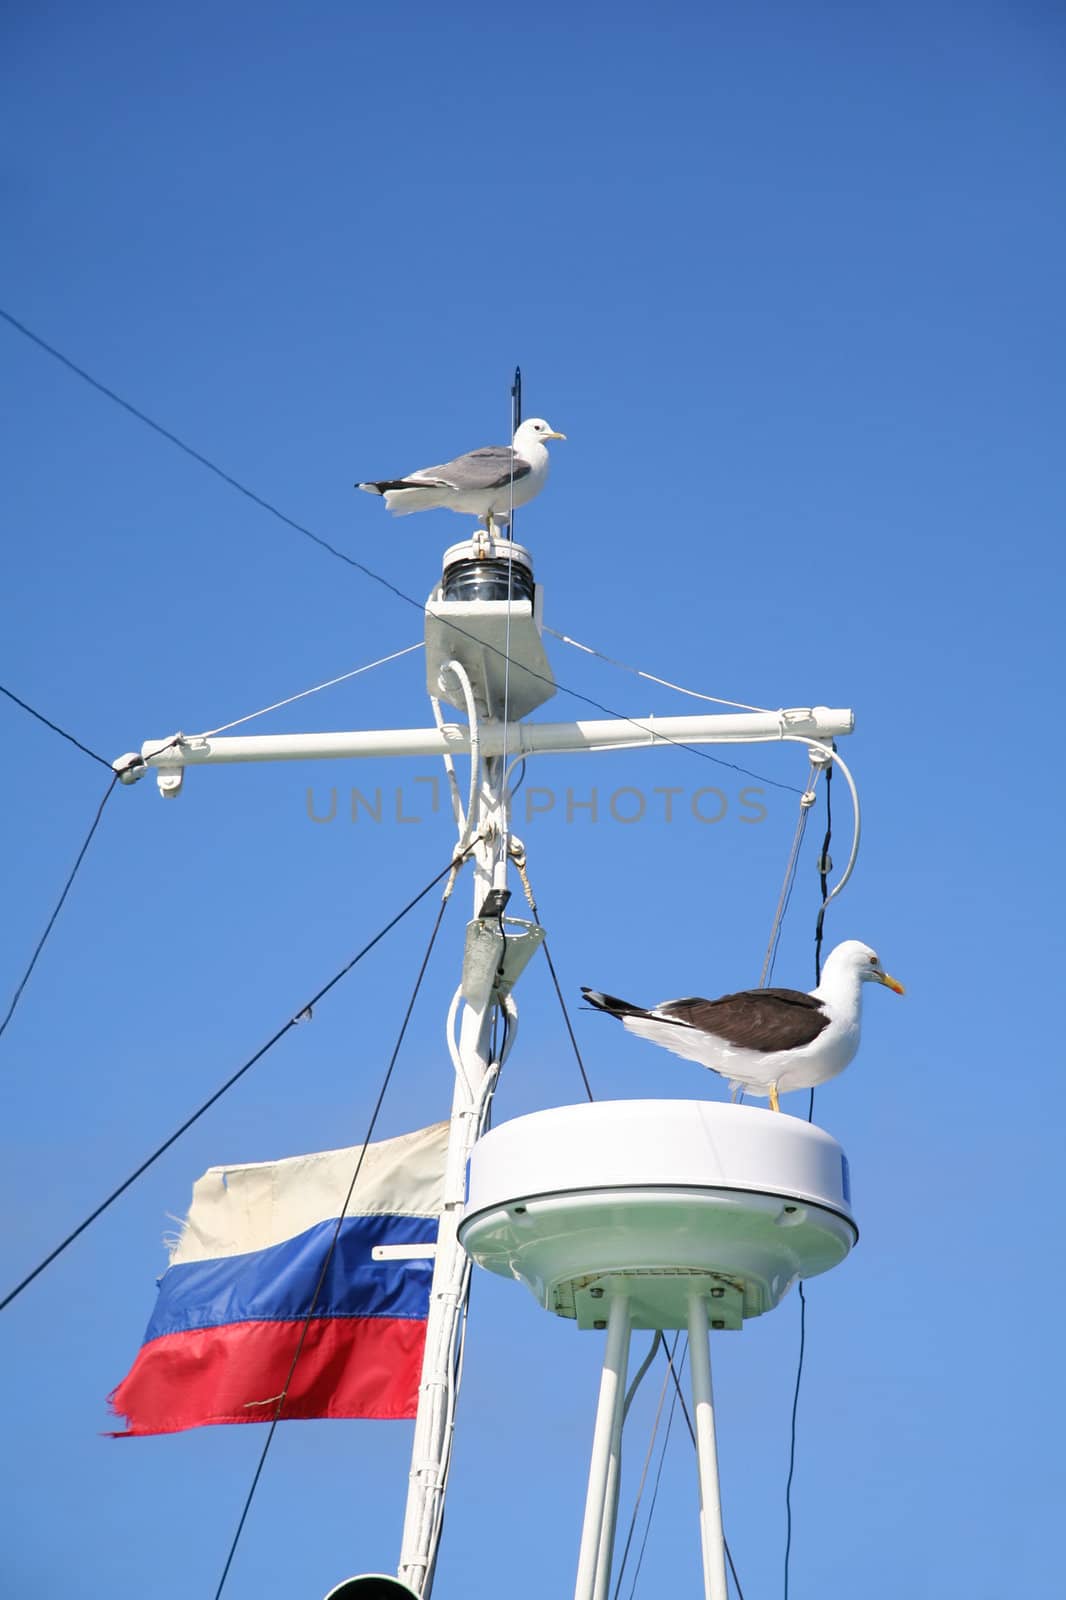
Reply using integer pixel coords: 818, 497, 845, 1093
442, 659, 480, 858
544, 625, 770, 713
759, 760, 820, 986
424, 993, 515, 1585
779, 737, 862, 904
194, 642, 424, 739
430, 693, 467, 833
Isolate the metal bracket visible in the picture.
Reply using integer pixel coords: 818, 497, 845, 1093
112, 751, 147, 786
460, 916, 544, 1010
478, 887, 511, 920
569, 1271, 745, 1333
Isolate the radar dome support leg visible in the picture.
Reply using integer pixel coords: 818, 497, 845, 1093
573, 1291, 632, 1600
688, 1291, 729, 1600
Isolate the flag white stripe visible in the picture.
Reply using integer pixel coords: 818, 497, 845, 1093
170, 1121, 449, 1266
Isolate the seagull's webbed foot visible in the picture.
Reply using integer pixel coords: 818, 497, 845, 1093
768, 1084, 781, 1113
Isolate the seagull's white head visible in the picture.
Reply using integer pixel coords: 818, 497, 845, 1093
514, 417, 566, 449
824, 939, 905, 994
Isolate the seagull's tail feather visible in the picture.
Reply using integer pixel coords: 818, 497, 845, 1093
581, 987, 651, 1022
356, 478, 452, 515
382, 487, 449, 516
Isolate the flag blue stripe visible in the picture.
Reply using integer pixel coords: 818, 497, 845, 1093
144, 1213, 437, 1340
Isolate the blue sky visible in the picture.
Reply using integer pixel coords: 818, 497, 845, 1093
2, 2, 1064, 1595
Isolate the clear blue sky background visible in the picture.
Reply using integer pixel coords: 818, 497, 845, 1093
3, 3, 1064, 1596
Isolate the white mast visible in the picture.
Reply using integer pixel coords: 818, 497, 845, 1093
114, 532, 857, 1600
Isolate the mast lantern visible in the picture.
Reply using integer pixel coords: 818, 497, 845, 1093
426, 534, 554, 721
439, 534, 536, 605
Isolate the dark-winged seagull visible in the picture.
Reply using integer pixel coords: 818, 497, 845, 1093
357, 418, 565, 529
582, 939, 904, 1110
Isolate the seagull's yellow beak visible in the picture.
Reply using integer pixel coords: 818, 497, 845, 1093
545, 430, 566, 440
878, 971, 905, 995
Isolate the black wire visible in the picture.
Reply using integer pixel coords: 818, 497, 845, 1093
0, 852, 466, 1314
783, 1283, 807, 1600
0, 775, 118, 1043
212, 887, 452, 1599
520, 883, 595, 1102
0, 307, 801, 797
784, 766, 832, 1591
509, 363, 522, 544
813, 762, 833, 987
808, 763, 832, 1122
540, 938, 595, 1101
0, 683, 113, 769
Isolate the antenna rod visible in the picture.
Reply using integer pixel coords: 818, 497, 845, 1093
509, 365, 522, 543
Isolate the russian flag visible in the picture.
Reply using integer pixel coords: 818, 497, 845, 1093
108, 1121, 448, 1436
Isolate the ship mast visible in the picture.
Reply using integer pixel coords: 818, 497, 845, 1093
117, 530, 854, 1600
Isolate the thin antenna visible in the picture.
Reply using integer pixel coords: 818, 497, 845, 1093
509, 365, 522, 543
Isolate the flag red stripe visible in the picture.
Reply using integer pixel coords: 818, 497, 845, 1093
108, 1316, 425, 1436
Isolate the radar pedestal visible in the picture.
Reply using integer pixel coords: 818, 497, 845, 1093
459, 1100, 857, 1600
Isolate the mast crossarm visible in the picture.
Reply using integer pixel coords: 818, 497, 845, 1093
114, 706, 854, 789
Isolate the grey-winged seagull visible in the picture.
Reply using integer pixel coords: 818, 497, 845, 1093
357, 418, 565, 528
582, 939, 904, 1110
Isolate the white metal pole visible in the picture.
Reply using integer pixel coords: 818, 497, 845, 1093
125, 706, 856, 773
397, 748, 505, 1597
574, 1292, 632, 1600
592, 1337, 628, 1600
687, 1292, 729, 1600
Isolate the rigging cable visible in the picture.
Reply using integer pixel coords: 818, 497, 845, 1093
543, 626, 771, 715
212, 879, 455, 1599
0, 682, 113, 770
784, 765, 832, 1600
0, 774, 118, 1043
0, 306, 801, 797
0, 721, 183, 1040
197, 642, 424, 738
508, 841, 595, 1101
0, 848, 474, 1314
759, 759, 820, 988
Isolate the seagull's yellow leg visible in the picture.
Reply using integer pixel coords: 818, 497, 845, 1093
768, 1084, 780, 1113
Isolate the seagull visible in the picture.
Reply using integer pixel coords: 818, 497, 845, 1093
357, 418, 565, 530
582, 940, 904, 1110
